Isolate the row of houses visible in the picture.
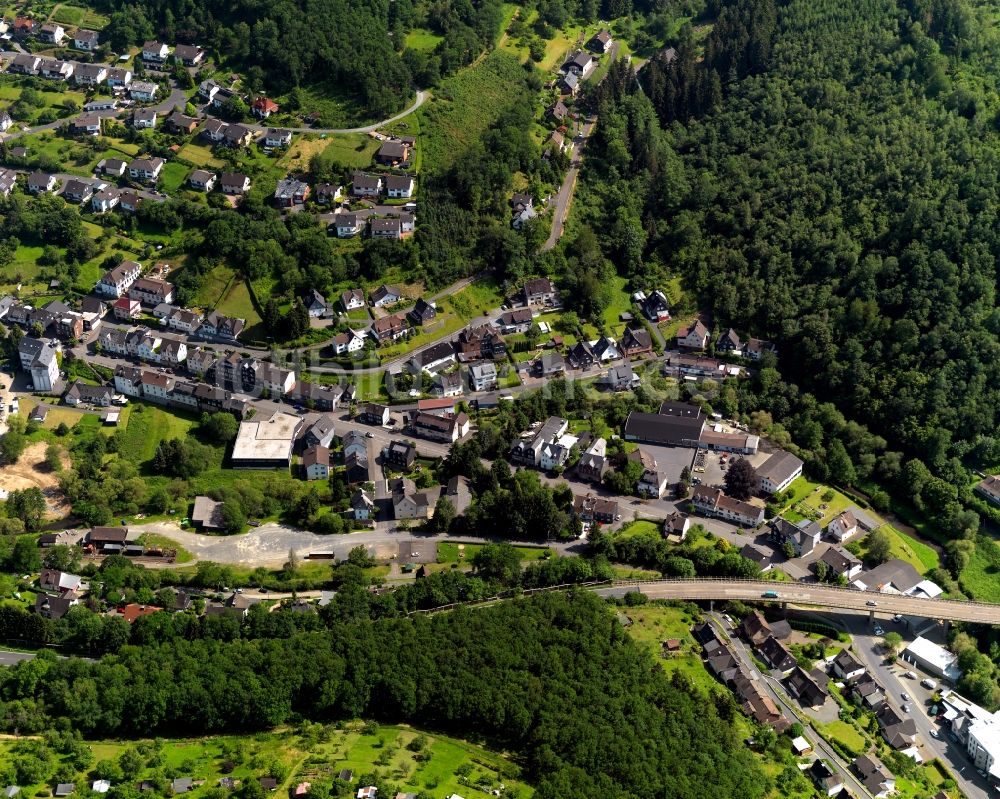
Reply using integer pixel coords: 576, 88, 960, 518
6, 53, 133, 87
331, 210, 415, 240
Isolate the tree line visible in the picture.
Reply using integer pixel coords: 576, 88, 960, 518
0, 593, 770, 799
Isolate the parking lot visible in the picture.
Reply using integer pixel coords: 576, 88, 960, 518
636, 442, 697, 485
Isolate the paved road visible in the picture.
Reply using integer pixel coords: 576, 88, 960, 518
238, 90, 427, 135
716, 614, 871, 797
601, 579, 1000, 624
0, 650, 37, 666
542, 115, 594, 251
850, 616, 988, 799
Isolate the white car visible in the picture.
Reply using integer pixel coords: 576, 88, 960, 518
874, 625, 884, 635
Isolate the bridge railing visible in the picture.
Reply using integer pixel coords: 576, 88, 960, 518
609, 577, 1000, 610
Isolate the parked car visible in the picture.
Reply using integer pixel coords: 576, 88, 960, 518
866, 599, 878, 607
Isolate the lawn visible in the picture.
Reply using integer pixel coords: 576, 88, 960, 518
136, 532, 194, 563
217, 279, 263, 330
377, 314, 467, 362
308, 133, 379, 167
858, 525, 939, 574
49, 3, 85, 25
616, 520, 662, 539
436, 542, 553, 564
159, 160, 190, 194
418, 51, 530, 172
116, 402, 199, 467
178, 141, 226, 168
817, 719, 868, 754
444, 279, 506, 320
405, 27, 445, 52
0, 724, 531, 799
184, 263, 237, 310
960, 536, 1000, 602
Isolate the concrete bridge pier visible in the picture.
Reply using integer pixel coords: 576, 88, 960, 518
869, 610, 875, 626
781, 601, 788, 615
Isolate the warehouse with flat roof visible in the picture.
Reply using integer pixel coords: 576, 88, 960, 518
231, 412, 302, 468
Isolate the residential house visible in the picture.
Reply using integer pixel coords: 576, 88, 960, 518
74, 63, 107, 85
391, 478, 439, 520
637, 466, 669, 499
38, 22, 65, 43
274, 178, 310, 207
198, 311, 245, 340
302, 446, 330, 481
84, 99, 118, 112
568, 340, 596, 369
621, 326, 653, 357
534, 351, 566, 377
435, 371, 463, 397
201, 119, 228, 142
129, 277, 174, 306
739, 543, 771, 573
831, 649, 866, 681
305, 289, 329, 318
351, 489, 374, 520
756, 449, 804, 494
189, 169, 217, 191
877, 704, 918, 749
410, 411, 469, 443
342, 430, 368, 460
352, 172, 383, 197
165, 111, 199, 134
331, 329, 365, 355
114, 365, 143, 397
565, 50, 597, 78
974, 475, 1000, 506
690, 486, 764, 527
251, 97, 279, 118
853, 755, 895, 799
27, 171, 57, 194
663, 511, 690, 541
716, 328, 743, 355
497, 308, 533, 334
62, 178, 95, 204
303, 416, 337, 449
132, 108, 157, 128
384, 440, 416, 470
129, 81, 158, 102
359, 403, 391, 426
98, 157, 128, 177
198, 79, 220, 102
384, 174, 414, 198
141, 41, 169, 62
469, 362, 497, 392
510, 416, 568, 466
598, 363, 639, 392
738, 611, 788, 646
340, 288, 365, 311
576, 439, 608, 483
573, 494, 619, 524
9, 53, 40, 74
850, 674, 886, 710
521, 277, 558, 306
119, 191, 142, 213
333, 212, 365, 238
455, 325, 506, 361
808, 761, 843, 797
107, 68, 132, 87
40, 59, 73, 80
370, 217, 402, 239
127, 157, 165, 183
588, 30, 613, 52
91, 188, 120, 214
676, 320, 710, 349
264, 128, 292, 148
785, 666, 830, 707
817, 546, 862, 580
745, 338, 777, 360
371, 284, 402, 307
173, 44, 204, 65
758, 635, 796, 673
35, 593, 79, 620
74, 28, 99, 49
97, 260, 142, 297
223, 124, 253, 148
64, 380, 113, 407
547, 100, 569, 122
345, 451, 371, 485
372, 313, 408, 342
545, 129, 570, 155
376, 139, 410, 166
72, 114, 102, 136
112, 297, 141, 320
315, 183, 342, 204
220, 172, 251, 195
408, 298, 437, 326
768, 517, 822, 557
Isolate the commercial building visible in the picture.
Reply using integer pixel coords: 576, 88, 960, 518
756, 450, 804, 494
902, 636, 962, 682
230, 412, 301, 468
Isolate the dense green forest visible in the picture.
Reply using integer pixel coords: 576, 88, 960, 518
0, 593, 768, 799
578, 0, 1000, 532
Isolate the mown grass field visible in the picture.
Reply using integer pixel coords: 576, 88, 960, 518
183, 263, 237, 310
178, 141, 226, 168
404, 28, 444, 52
0, 724, 531, 799
116, 403, 199, 466
436, 542, 553, 564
